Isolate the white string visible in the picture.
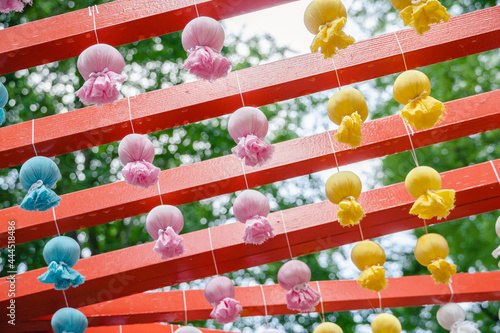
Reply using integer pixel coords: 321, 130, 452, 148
325, 131, 340, 172
235, 71, 246, 107
358, 222, 365, 241
393, 32, 408, 71
401, 118, 419, 167
182, 289, 188, 325
119, 326, 122, 333
490, 161, 500, 185
170, 324, 174, 333
193, 0, 199, 17
31, 119, 38, 156
377, 292, 382, 312
448, 282, 454, 302
259, 285, 269, 327
157, 181, 164, 205
52, 207, 61, 236
280, 210, 294, 259
89, 6, 100, 44
315, 281, 325, 322
127, 97, 135, 133
331, 58, 342, 89
241, 160, 250, 189
61, 289, 69, 307
207, 228, 219, 275
423, 219, 429, 234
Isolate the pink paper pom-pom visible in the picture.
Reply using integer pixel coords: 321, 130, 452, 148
228, 107, 275, 167
233, 190, 275, 245
204, 276, 242, 324
278, 260, 321, 312
75, 44, 125, 106
0, 0, 31, 13
182, 16, 231, 81
118, 134, 161, 188
146, 205, 185, 260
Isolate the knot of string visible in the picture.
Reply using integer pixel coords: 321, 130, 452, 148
235, 71, 246, 107
401, 117, 419, 167
332, 57, 342, 89
31, 119, 38, 156
182, 289, 188, 325
490, 160, 500, 186
259, 285, 269, 327
127, 97, 135, 134
325, 131, 340, 173
207, 228, 219, 275
393, 32, 408, 71
315, 281, 325, 322
280, 210, 294, 259
88, 5, 100, 44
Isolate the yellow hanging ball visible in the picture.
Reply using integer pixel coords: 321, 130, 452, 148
393, 70, 431, 105
304, 0, 347, 35
351, 240, 386, 271
313, 322, 343, 333
405, 166, 442, 198
371, 313, 402, 333
325, 171, 361, 205
414, 233, 449, 266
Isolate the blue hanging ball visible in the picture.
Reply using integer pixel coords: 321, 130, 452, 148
19, 156, 62, 211
51, 307, 88, 333
38, 236, 85, 290
0, 81, 7, 125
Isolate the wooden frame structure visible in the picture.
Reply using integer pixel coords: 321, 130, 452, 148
0, 1, 499, 332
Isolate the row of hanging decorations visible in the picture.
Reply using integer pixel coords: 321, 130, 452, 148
5, 0, 488, 332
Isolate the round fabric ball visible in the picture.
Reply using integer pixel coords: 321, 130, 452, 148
327, 88, 368, 126
204, 276, 235, 305
228, 107, 269, 142
325, 171, 362, 205
277, 260, 311, 291
0, 81, 7, 124
393, 70, 431, 105
405, 166, 442, 198
390, 0, 413, 11
175, 327, 203, 333
495, 215, 500, 239
43, 236, 81, 268
304, 0, 347, 34
371, 313, 402, 333
118, 134, 156, 165
77, 44, 125, 80
51, 307, 88, 333
233, 190, 270, 223
19, 156, 61, 191
182, 16, 225, 52
436, 303, 466, 330
313, 322, 343, 333
145, 205, 184, 239
351, 240, 386, 271
414, 233, 449, 266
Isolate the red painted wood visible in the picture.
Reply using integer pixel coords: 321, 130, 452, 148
1, 160, 499, 324
19, 272, 500, 331
0, 7, 498, 169
1, 90, 498, 247
0, 0, 298, 75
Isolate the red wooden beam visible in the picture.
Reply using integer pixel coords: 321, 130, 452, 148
0, 0, 298, 75
0, 7, 498, 169
18, 272, 500, 331
1, 160, 499, 324
1, 90, 498, 247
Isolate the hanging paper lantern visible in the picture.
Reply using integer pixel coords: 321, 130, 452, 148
233, 190, 275, 245
146, 205, 185, 260
0, 0, 32, 13
325, 171, 364, 226
228, 107, 274, 167
492, 216, 500, 267
19, 156, 62, 212
118, 133, 161, 189
175, 327, 202, 333
0, 81, 7, 125
414, 233, 456, 284
393, 70, 445, 130
38, 236, 85, 290
75, 43, 126, 106
371, 313, 402, 333
351, 240, 387, 292
277, 260, 321, 312
181, 16, 231, 81
405, 166, 455, 220
204, 276, 243, 324
313, 322, 343, 333
51, 307, 88, 333
327, 88, 369, 148
437, 303, 480, 333
390, 0, 451, 35
304, 0, 355, 58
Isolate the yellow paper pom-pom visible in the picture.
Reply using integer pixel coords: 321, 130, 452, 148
394, 70, 445, 130
405, 166, 455, 220
304, 0, 355, 58
371, 313, 402, 333
358, 265, 387, 292
414, 233, 457, 284
325, 171, 365, 226
351, 241, 388, 292
327, 88, 369, 148
391, 0, 451, 35
313, 322, 343, 333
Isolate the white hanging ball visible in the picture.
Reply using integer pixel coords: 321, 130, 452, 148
262, 330, 282, 333
437, 303, 466, 330
495, 216, 500, 238
175, 327, 203, 333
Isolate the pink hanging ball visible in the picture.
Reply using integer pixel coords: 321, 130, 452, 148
146, 205, 185, 260
182, 17, 225, 53
277, 260, 320, 312
118, 134, 161, 189
204, 276, 243, 324
76, 44, 126, 106
233, 190, 274, 245
228, 107, 274, 167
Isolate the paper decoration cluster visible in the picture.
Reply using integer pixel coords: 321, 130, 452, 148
414, 233, 456, 284
325, 171, 365, 227
437, 303, 480, 332
204, 276, 243, 324
277, 260, 321, 312
146, 205, 185, 260
351, 240, 387, 292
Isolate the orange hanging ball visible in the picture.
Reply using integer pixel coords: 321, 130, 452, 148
390, 0, 451, 35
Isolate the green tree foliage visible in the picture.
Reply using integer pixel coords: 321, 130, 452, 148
1, 0, 499, 332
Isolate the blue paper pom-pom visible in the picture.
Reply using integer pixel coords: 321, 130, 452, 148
51, 307, 88, 333
38, 236, 85, 290
19, 156, 61, 212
